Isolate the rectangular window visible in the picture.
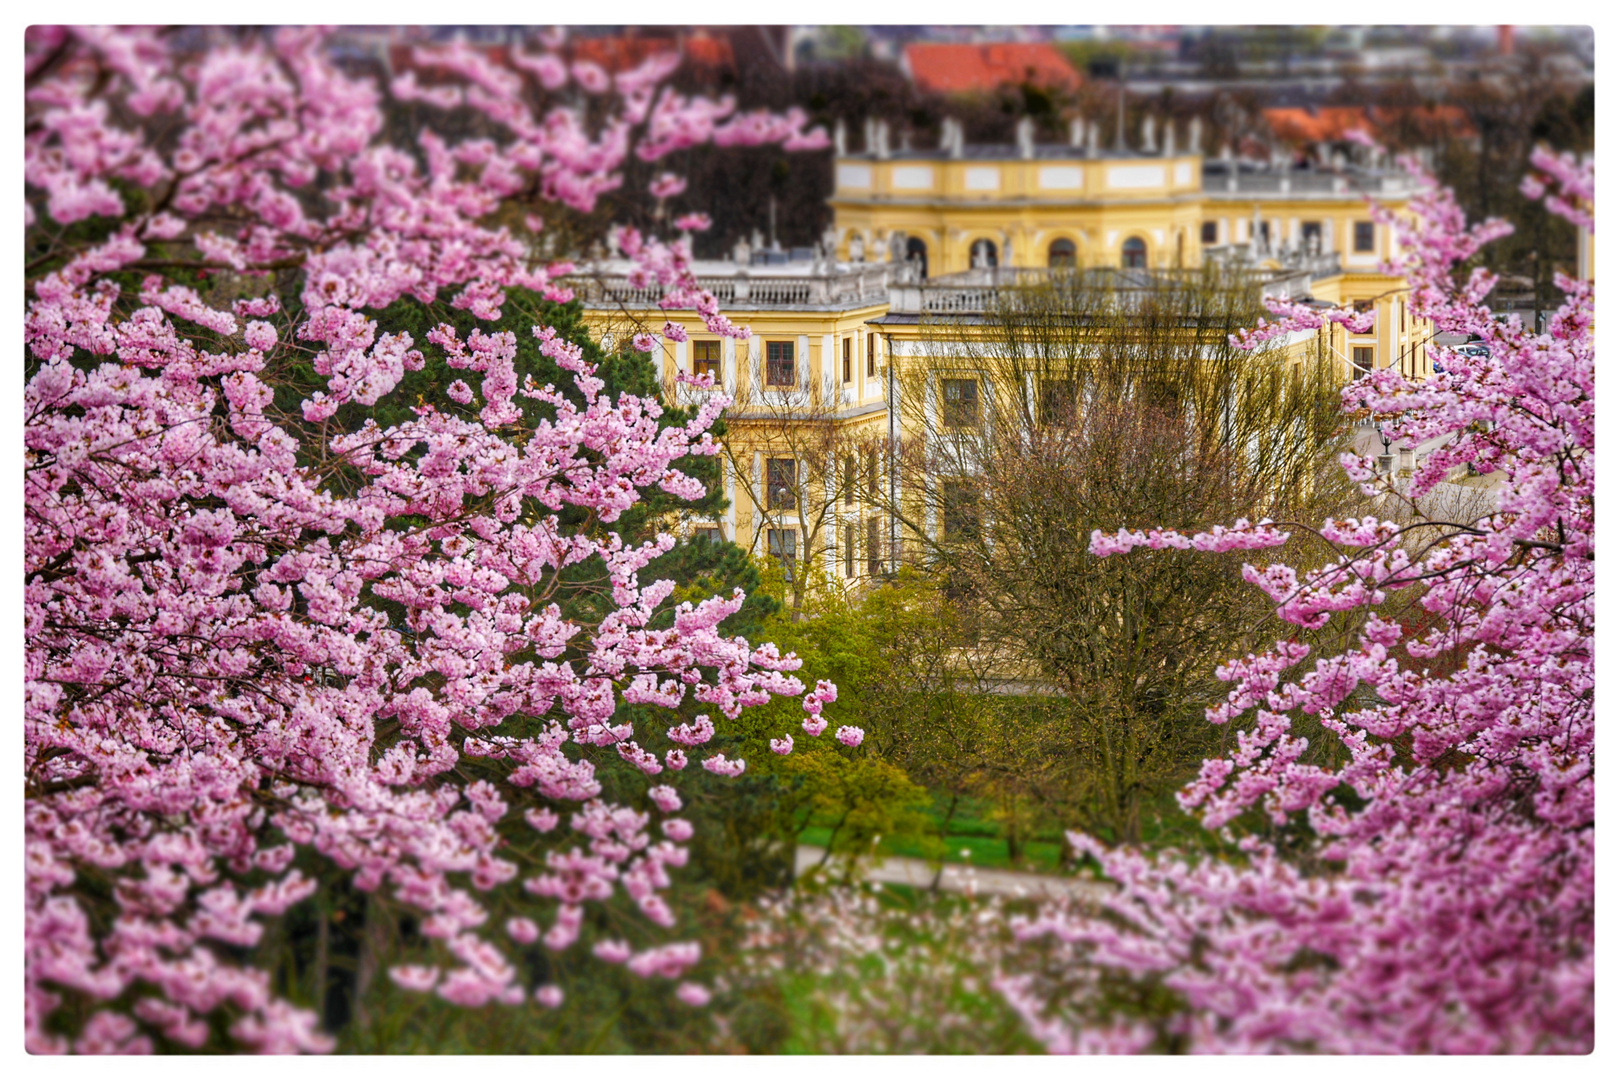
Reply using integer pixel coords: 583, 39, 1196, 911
942, 378, 980, 428
842, 336, 852, 383
1201, 221, 1218, 244
866, 517, 883, 577
768, 529, 797, 583
941, 479, 981, 539
765, 340, 795, 386
692, 340, 722, 381
867, 333, 876, 378
766, 458, 796, 509
1353, 346, 1375, 373
692, 527, 723, 546
843, 455, 856, 506
1039, 379, 1079, 427
866, 448, 880, 500
1354, 221, 1376, 253
844, 522, 855, 578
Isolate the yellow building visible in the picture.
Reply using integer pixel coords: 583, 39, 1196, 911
578, 130, 1431, 582
577, 261, 893, 586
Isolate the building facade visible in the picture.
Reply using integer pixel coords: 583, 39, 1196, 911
578, 132, 1449, 585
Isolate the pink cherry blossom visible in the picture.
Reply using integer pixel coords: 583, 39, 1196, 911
675, 981, 712, 1007
649, 172, 687, 199
834, 726, 865, 748
700, 754, 746, 777
1008, 144, 1594, 1054
23, 25, 833, 1054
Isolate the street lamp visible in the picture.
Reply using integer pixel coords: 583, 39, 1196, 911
1375, 419, 1394, 475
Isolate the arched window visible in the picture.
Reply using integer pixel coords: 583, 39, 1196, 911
1121, 237, 1148, 269
969, 238, 998, 269
1047, 238, 1077, 268
905, 236, 929, 279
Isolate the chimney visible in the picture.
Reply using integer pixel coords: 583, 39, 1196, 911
1016, 116, 1035, 160
1498, 25, 1515, 55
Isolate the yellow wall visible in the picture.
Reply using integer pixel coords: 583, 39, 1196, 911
830, 153, 1207, 274
582, 302, 892, 572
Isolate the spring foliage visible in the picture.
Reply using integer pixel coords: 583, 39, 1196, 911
24, 26, 835, 1052
1006, 147, 1594, 1053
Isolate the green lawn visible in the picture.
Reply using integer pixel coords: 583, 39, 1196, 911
799, 795, 1070, 873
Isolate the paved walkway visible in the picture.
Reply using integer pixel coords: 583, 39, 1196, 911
794, 845, 1109, 901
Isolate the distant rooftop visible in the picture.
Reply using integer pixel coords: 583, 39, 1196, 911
901, 42, 1081, 95
838, 142, 1182, 161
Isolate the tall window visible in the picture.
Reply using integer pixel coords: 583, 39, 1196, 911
692, 340, 721, 381
905, 237, 929, 278
692, 527, 722, 546
1039, 379, 1079, 427
866, 448, 880, 499
766, 458, 796, 509
844, 522, 855, 578
1047, 238, 1077, 268
1200, 221, 1218, 244
942, 378, 980, 428
842, 336, 852, 382
1354, 221, 1376, 253
1121, 236, 1147, 269
842, 455, 856, 506
866, 517, 883, 576
941, 479, 981, 539
1353, 346, 1375, 373
767, 529, 797, 583
866, 333, 877, 378
765, 340, 795, 386
970, 238, 999, 268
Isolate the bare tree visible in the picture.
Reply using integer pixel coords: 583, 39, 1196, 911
721, 342, 887, 618
879, 267, 1362, 842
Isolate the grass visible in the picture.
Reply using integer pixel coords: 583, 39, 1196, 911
799, 794, 1071, 873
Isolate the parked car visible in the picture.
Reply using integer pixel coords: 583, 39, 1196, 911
1434, 342, 1490, 373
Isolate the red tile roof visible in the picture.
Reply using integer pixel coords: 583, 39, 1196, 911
1265, 105, 1477, 144
903, 42, 1080, 95
568, 34, 735, 76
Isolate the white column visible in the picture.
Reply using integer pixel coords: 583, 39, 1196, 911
751, 453, 763, 551
822, 333, 835, 405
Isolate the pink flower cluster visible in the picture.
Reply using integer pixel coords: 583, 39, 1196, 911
1013, 147, 1595, 1053
24, 26, 832, 1053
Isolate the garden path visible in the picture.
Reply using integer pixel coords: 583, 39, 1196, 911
794, 845, 1110, 901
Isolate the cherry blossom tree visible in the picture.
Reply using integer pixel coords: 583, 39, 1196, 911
24, 26, 836, 1053
999, 147, 1593, 1053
